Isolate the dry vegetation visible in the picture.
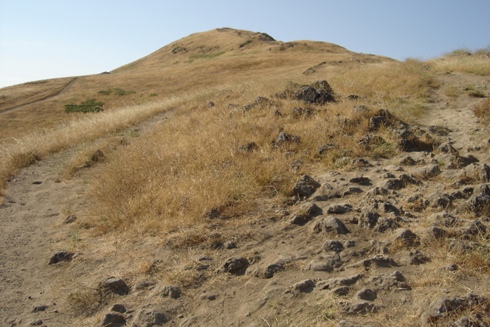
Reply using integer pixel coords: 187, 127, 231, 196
429, 48, 490, 76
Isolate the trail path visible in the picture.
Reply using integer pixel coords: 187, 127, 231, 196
0, 77, 78, 115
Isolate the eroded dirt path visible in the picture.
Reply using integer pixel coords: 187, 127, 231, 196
0, 149, 87, 326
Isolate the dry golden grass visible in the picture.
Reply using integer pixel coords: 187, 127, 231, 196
429, 48, 490, 76
473, 98, 490, 122
87, 58, 437, 239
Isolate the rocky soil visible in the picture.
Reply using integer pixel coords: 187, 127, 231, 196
1, 72, 490, 327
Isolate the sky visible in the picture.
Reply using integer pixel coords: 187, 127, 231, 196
0, 0, 489, 88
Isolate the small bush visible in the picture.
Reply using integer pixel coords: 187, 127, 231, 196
65, 99, 104, 113
473, 98, 490, 121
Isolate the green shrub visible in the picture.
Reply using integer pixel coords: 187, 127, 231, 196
65, 99, 104, 113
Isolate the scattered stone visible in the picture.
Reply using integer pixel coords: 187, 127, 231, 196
100, 277, 130, 296
461, 220, 487, 239
358, 133, 386, 150
48, 251, 75, 265
291, 106, 315, 118
200, 293, 218, 301
301, 202, 323, 216
292, 279, 315, 293
375, 218, 400, 233
101, 313, 126, 327
413, 164, 441, 179
451, 313, 488, 327
263, 263, 285, 279
408, 250, 430, 265
332, 286, 350, 296
312, 216, 350, 234
292, 175, 321, 197
290, 213, 311, 226
281, 80, 335, 105
63, 215, 77, 224
223, 241, 237, 249
423, 294, 487, 323
369, 270, 410, 290
161, 286, 182, 299
132, 306, 168, 327
427, 193, 453, 209
349, 176, 371, 185
359, 211, 380, 229
111, 304, 127, 313
479, 163, 490, 182
222, 257, 249, 275
323, 240, 345, 253
327, 204, 353, 214
392, 228, 419, 247
356, 288, 377, 301
32, 305, 48, 312
272, 131, 301, 148
30, 320, 43, 326
425, 226, 447, 239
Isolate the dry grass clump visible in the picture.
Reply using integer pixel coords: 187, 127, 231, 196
472, 98, 490, 122
429, 48, 490, 76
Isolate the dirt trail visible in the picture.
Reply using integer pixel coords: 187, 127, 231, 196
0, 73, 488, 326
0, 77, 78, 115
0, 149, 86, 326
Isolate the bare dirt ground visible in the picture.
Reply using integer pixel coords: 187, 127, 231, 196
1, 72, 489, 327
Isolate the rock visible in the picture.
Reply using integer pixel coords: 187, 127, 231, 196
291, 106, 315, 118
111, 304, 127, 313
425, 226, 447, 239
427, 193, 453, 209
32, 305, 48, 312
312, 216, 350, 235
407, 250, 430, 265
368, 270, 410, 290
263, 263, 285, 279
413, 164, 441, 179
101, 313, 126, 327
289, 214, 311, 226
48, 251, 75, 264
479, 163, 490, 182
292, 175, 321, 197
222, 257, 249, 275
437, 143, 459, 155
356, 288, 377, 301
392, 228, 419, 247
375, 218, 400, 233
358, 133, 386, 150
423, 294, 487, 323
349, 176, 371, 185
292, 279, 315, 293
272, 131, 301, 148
30, 320, 43, 326
327, 204, 352, 214
161, 286, 181, 299
100, 277, 130, 296
323, 240, 345, 253
132, 306, 168, 327
451, 313, 488, 327
461, 220, 487, 239
301, 202, 323, 216
359, 211, 380, 229
332, 287, 350, 296
349, 255, 397, 269
284, 80, 335, 105
63, 215, 77, 224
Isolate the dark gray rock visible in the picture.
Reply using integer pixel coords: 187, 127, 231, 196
423, 294, 487, 323
132, 306, 168, 327
48, 251, 75, 264
332, 286, 350, 296
111, 304, 127, 313
100, 277, 130, 296
301, 202, 323, 216
408, 250, 430, 265
292, 279, 315, 293
312, 216, 350, 234
349, 255, 397, 269
161, 286, 181, 299
63, 215, 77, 224
369, 270, 410, 290
292, 175, 321, 198
101, 313, 126, 327
356, 288, 377, 301
392, 228, 419, 247
479, 163, 490, 182
323, 240, 345, 253
349, 176, 371, 186
376, 217, 400, 233
32, 305, 48, 312
222, 257, 249, 275
289, 214, 311, 226
461, 220, 487, 239
327, 204, 353, 214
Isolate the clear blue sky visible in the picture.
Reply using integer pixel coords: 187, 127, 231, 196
1, 0, 489, 88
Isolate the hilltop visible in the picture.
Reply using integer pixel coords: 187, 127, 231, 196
1, 28, 490, 327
